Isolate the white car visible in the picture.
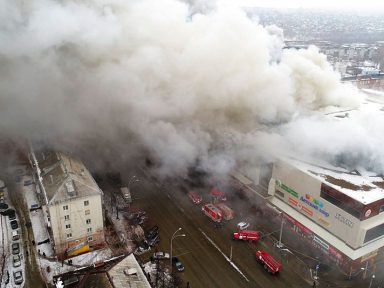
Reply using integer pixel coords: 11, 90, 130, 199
237, 222, 250, 230
12, 255, 21, 267
153, 252, 170, 260
13, 270, 23, 285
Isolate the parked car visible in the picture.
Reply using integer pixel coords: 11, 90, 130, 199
11, 242, 20, 255
1, 208, 14, 217
147, 233, 160, 247
5, 270, 9, 284
134, 241, 150, 255
172, 257, 185, 272
237, 221, 250, 230
12, 230, 20, 241
0, 202, 8, 212
145, 225, 159, 240
153, 252, 170, 260
8, 210, 16, 220
127, 211, 147, 225
10, 220, 18, 230
30, 204, 41, 212
12, 255, 21, 267
13, 270, 23, 285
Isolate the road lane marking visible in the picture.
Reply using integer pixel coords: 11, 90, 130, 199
199, 228, 250, 282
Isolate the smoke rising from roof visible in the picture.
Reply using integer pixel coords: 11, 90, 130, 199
0, 0, 371, 177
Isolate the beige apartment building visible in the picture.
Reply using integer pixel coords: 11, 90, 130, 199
30, 149, 105, 260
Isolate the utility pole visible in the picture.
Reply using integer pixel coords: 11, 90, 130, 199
277, 213, 284, 248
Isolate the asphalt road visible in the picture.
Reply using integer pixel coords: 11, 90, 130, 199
132, 172, 309, 288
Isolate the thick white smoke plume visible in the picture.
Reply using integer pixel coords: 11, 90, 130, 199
1, 0, 375, 178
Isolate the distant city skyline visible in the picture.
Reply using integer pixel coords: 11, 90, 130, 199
220, 0, 384, 12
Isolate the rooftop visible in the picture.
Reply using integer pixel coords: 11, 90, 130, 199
107, 254, 151, 288
36, 151, 102, 205
288, 157, 384, 205
285, 90, 384, 205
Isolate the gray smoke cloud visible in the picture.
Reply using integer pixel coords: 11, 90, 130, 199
1, 0, 370, 178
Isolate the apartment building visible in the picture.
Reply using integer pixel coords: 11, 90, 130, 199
30, 149, 105, 260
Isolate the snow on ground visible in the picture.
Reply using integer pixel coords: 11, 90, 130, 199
21, 175, 54, 258
38, 247, 113, 283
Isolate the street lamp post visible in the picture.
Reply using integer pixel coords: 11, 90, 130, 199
277, 213, 284, 248
170, 228, 186, 273
369, 274, 375, 288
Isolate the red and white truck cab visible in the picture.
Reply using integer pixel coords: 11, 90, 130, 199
255, 250, 282, 274
202, 203, 222, 222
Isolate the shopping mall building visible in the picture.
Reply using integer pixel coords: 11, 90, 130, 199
230, 92, 384, 275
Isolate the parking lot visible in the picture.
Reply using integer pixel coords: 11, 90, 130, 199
0, 175, 25, 288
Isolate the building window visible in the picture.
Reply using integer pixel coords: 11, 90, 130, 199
67, 233, 72, 239
86, 219, 91, 224
87, 227, 92, 233
63, 205, 68, 210
275, 189, 285, 199
320, 190, 361, 219
380, 206, 384, 213
84, 200, 89, 206
65, 224, 71, 229
85, 209, 90, 215
87, 236, 93, 242
64, 215, 70, 221
364, 223, 384, 243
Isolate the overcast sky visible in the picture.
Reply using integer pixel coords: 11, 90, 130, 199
228, 0, 384, 12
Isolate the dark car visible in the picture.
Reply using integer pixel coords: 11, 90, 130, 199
10, 220, 18, 230
8, 210, 16, 220
172, 257, 185, 272
147, 233, 160, 247
134, 240, 150, 255
1, 208, 15, 216
0, 202, 8, 212
4, 270, 9, 285
127, 211, 147, 225
146, 225, 159, 239
11, 242, 20, 255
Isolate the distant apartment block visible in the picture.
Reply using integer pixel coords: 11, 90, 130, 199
30, 149, 105, 260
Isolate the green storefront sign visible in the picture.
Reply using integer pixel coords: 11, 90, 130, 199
276, 180, 298, 198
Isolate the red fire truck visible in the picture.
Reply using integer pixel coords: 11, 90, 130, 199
215, 203, 235, 220
202, 203, 222, 222
233, 230, 260, 241
255, 250, 282, 274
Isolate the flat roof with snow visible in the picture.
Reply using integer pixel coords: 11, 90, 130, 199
287, 92, 384, 205
288, 158, 384, 205
107, 254, 151, 288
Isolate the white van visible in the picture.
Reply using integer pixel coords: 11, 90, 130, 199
12, 230, 20, 241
